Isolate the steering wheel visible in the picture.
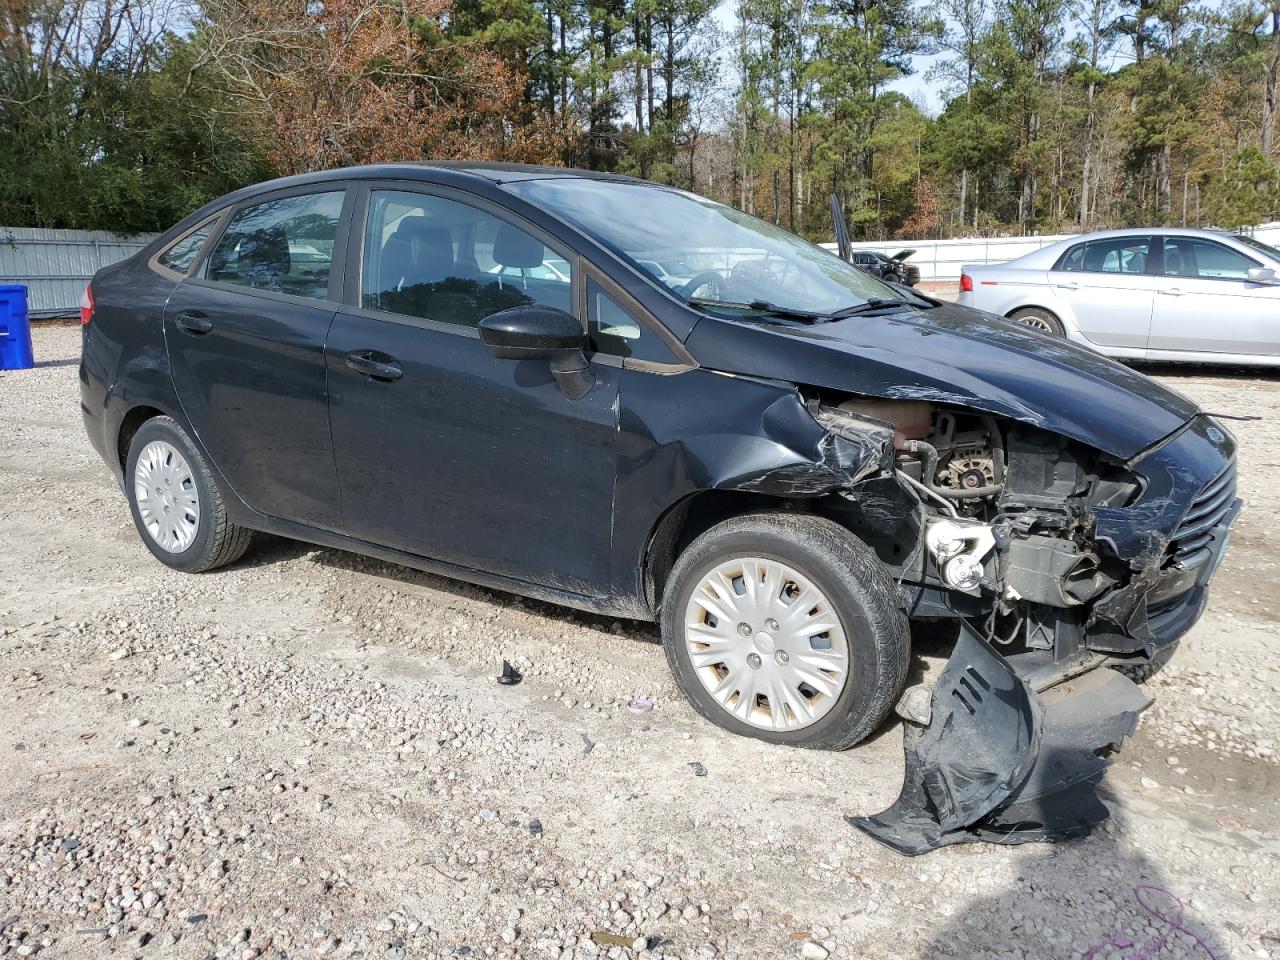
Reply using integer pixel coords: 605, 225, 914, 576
679, 271, 728, 300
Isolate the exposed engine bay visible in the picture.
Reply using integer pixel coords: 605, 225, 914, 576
806, 394, 1241, 855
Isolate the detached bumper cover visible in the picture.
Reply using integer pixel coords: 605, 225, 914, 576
849, 624, 1150, 855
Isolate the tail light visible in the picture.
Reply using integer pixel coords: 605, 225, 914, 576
80, 283, 94, 325
959, 273, 973, 293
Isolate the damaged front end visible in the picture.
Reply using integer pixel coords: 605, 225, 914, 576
807, 396, 1242, 855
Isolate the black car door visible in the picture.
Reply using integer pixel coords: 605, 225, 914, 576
325, 184, 621, 597
163, 187, 352, 529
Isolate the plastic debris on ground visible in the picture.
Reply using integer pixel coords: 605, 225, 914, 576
496, 660, 522, 685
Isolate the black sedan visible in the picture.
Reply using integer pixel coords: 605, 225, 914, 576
80, 163, 1240, 853
849, 249, 920, 286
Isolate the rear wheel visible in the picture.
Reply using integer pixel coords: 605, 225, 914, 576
125, 416, 253, 572
1009, 307, 1065, 336
661, 513, 910, 751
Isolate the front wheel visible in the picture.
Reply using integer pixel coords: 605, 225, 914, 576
661, 513, 910, 751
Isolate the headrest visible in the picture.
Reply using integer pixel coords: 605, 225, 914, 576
492, 223, 545, 269
1083, 245, 1109, 271
392, 216, 451, 250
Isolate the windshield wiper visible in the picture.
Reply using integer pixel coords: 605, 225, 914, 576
828, 297, 920, 319
688, 297, 828, 322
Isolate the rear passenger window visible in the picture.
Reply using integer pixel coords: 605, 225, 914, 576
362, 190, 572, 327
205, 192, 343, 300
157, 221, 216, 275
1055, 243, 1085, 272
1074, 237, 1152, 274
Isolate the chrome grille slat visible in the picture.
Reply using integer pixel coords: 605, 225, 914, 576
1180, 480, 1236, 527
1167, 460, 1236, 564
1194, 462, 1233, 498
1174, 531, 1214, 555
1171, 546, 1213, 570
1177, 507, 1235, 541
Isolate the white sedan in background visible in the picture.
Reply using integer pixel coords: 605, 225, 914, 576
958, 227, 1280, 366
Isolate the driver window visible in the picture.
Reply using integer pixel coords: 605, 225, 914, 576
1160, 237, 1256, 280
587, 279, 678, 364
362, 190, 572, 327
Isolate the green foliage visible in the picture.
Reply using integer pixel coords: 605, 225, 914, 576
0, 34, 271, 232
5, 0, 1280, 238
1205, 145, 1280, 226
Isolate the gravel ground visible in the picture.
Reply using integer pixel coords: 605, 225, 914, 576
1, 324, 1277, 960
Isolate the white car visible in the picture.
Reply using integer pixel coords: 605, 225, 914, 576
958, 227, 1280, 366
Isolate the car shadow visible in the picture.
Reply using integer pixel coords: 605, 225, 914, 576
233, 534, 961, 748
1129, 359, 1279, 382
237, 532, 663, 642
906, 780, 1228, 960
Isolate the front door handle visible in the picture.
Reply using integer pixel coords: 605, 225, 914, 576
174, 311, 212, 335
1159, 287, 1185, 296
1054, 281, 1080, 291
345, 351, 403, 382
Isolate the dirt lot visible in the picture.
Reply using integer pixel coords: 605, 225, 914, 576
1, 323, 1278, 960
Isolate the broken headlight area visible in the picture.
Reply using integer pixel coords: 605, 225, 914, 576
809, 399, 1240, 855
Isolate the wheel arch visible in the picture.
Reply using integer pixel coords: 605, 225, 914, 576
642, 490, 821, 616
116, 404, 169, 471
1005, 303, 1063, 322
626, 383, 897, 620
112, 401, 255, 530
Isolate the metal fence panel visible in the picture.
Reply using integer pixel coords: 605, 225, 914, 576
0, 227, 157, 317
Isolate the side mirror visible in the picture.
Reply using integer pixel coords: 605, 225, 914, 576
479, 306, 586, 360
478, 305, 595, 400
1247, 266, 1279, 285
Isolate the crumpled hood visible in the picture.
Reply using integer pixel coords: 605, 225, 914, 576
684, 302, 1201, 460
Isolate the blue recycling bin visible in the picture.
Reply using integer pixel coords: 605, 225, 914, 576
0, 284, 34, 371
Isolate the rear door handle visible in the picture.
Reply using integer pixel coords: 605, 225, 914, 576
174, 311, 212, 335
1159, 287, 1185, 296
1054, 281, 1080, 291
345, 351, 403, 382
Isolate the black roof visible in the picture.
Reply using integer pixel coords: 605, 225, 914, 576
251, 161, 650, 191
157, 160, 671, 249
403, 161, 647, 184
195, 162, 658, 218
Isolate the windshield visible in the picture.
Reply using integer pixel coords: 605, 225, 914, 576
504, 178, 897, 314
1236, 234, 1280, 261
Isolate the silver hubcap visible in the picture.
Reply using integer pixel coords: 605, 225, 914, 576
1018, 315, 1055, 332
134, 440, 200, 553
683, 557, 850, 731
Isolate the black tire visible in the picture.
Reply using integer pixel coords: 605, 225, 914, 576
660, 512, 910, 751
1112, 641, 1178, 684
124, 416, 253, 573
1009, 307, 1066, 336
